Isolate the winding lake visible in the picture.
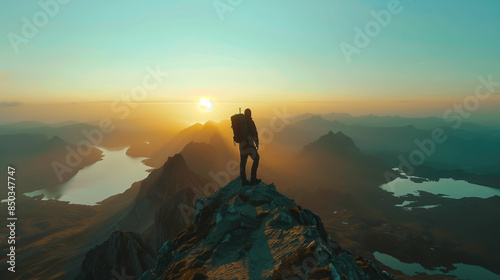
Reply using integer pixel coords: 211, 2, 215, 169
24, 147, 150, 205
374, 251, 500, 280
381, 177, 500, 199
380, 170, 500, 210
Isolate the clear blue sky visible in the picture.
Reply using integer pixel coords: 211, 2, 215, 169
1, 0, 499, 105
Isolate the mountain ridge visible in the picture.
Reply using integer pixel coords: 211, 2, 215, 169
117, 153, 209, 235
138, 178, 393, 280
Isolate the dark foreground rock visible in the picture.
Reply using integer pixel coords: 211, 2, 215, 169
74, 231, 155, 280
140, 178, 393, 280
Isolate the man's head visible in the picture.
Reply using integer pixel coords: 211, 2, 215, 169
244, 108, 252, 118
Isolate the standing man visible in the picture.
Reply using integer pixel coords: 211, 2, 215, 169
240, 108, 261, 186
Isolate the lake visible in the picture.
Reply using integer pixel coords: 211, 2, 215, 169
374, 251, 500, 280
24, 147, 150, 205
380, 170, 500, 209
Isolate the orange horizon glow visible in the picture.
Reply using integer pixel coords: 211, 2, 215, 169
1, 94, 499, 128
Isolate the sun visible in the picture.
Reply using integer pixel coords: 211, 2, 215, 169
198, 98, 214, 112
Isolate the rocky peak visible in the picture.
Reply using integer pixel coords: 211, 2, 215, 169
139, 179, 393, 280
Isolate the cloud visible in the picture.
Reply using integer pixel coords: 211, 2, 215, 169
0, 101, 23, 107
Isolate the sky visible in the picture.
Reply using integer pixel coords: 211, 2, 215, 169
0, 0, 499, 122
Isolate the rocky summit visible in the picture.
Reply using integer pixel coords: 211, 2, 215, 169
139, 178, 393, 280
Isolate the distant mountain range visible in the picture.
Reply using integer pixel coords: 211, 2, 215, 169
274, 115, 500, 183
1, 113, 499, 279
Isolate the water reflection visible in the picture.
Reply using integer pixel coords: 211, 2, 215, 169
25, 147, 149, 205
381, 177, 500, 199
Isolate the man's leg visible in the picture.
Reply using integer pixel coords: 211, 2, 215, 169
250, 149, 261, 185
240, 152, 249, 186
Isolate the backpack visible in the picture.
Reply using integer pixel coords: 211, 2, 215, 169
231, 110, 248, 144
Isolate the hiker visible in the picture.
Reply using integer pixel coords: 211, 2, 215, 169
239, 108, 261, 186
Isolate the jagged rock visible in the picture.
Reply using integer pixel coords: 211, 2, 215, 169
76, 154, 210, 280
146, 241, 179, 278
139, 178, 393, 280
118, 154, 209, 250
74, 231, 155, 280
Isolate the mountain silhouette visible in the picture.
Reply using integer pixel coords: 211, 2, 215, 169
278, 116, 425, 152
118, 154, 209, 236
180, 130, 237, 182
296, 131, 393, 194
303, 130, 360, 157
278, 115, 500, 173
144, 121, 228, 168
